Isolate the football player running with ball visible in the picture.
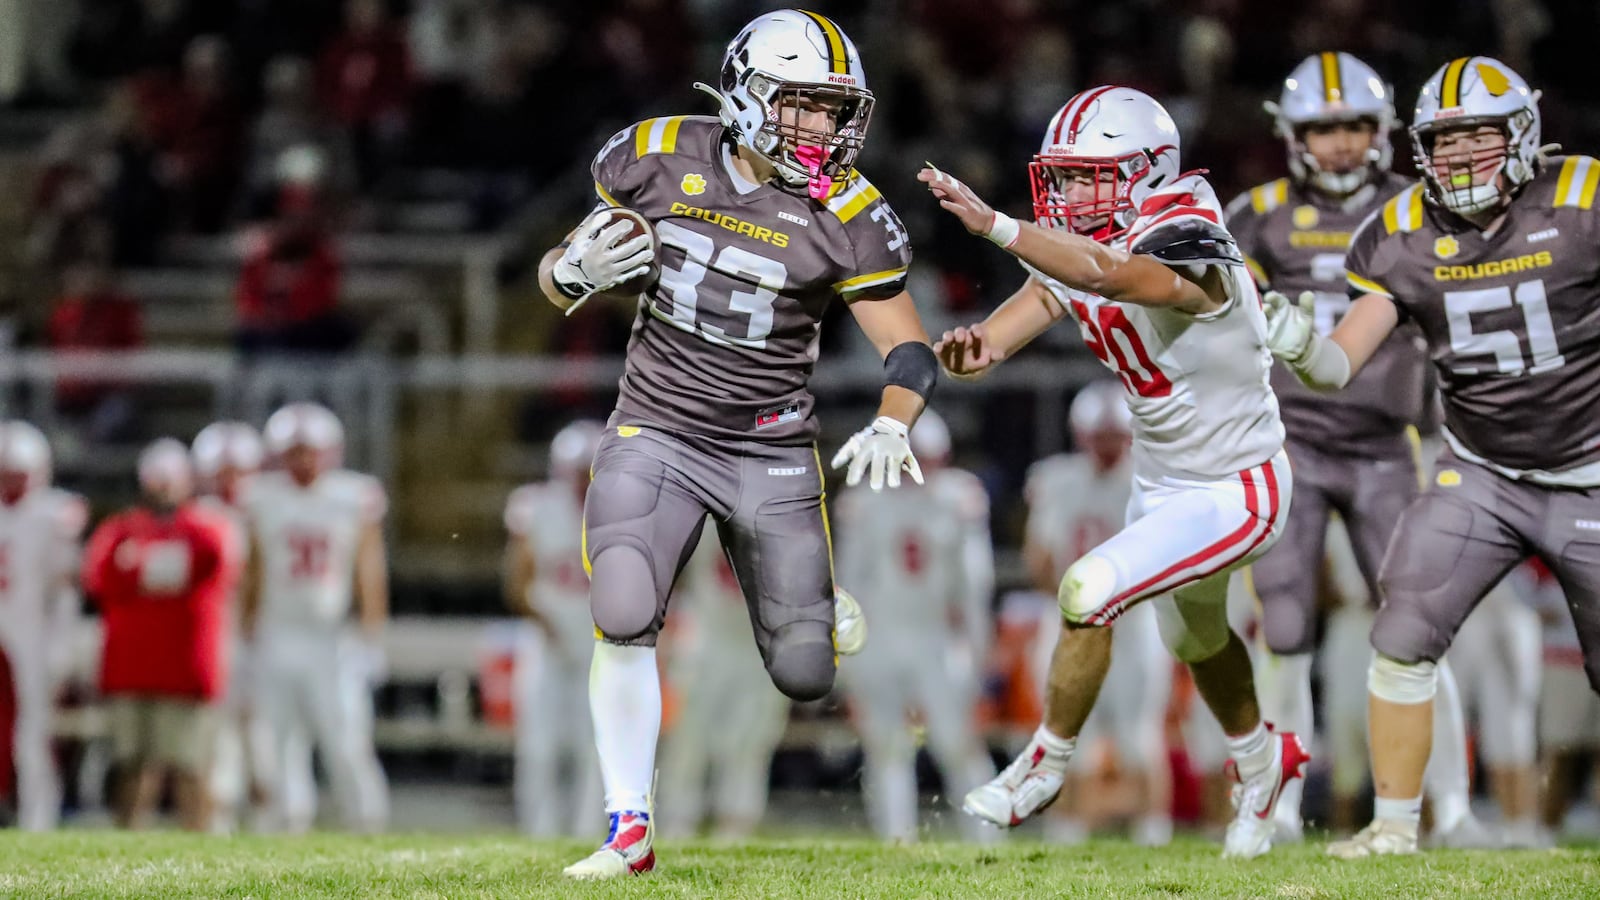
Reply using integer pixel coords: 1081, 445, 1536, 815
1225, 52, 1487, 846
536, 9, 938, 879
924, 86, 1306, 860
1263, 57, 1600, 858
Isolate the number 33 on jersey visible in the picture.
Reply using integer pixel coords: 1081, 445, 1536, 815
591, 115, 912, 444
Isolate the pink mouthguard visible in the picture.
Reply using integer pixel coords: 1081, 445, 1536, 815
794, 145, 831, 200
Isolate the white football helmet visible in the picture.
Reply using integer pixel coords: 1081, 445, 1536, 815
192, 421, 265, 478
550, 420, 604, 481
908, 408, 951, 468
264, 401, 345, 464
696, 9, 873, 198
1268, 52, 1395, 195
0, 421, 51, 495
138, 437, 195, 501
1411, 56, 1541, 215
1069, 380, 1132, 438
1031, 86, 1183, 242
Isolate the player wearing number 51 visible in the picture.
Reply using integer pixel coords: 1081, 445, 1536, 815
534, 9, 939, 880
923, 86, 1306, 861
1260, 57, 1600, 860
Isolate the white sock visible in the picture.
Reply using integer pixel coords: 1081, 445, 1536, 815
1259, 652, 1315, 822
1424, 657, 1472, 833
589, 641, 661, 814
1226, 723, 1274, 780
1033, 726, 1076, 774
1374, 794, 1422, 827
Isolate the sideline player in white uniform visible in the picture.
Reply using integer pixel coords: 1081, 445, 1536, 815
193, 421, 319, 833
924, 85, 1306, 859
657, 529, 790, 839
0, 421, 86, 830
835, 410, 996, 842
1025, 381, 1173, 846
502, 420, 605, 838
241, 402, 389, 832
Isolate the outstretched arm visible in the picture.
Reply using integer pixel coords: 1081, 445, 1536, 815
918, 165, 1222, 314
1263, 290, 1399, 390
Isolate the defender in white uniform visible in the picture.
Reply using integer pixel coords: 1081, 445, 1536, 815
1025, 381, 1173, 846
835, 410, 996, 842
657, 529, 790, 839
503, 420, 605, 838
924, 86, 1305, 859
0, 422, 85, 831
241, 403, 389, 832
1522, 562, 1594, 841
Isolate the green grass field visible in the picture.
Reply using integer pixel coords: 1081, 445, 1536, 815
2, 833, 1597, 899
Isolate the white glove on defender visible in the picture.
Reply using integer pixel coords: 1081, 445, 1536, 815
831, 416, 923, 491
1262, 290, 1317, 364
551, 209, 655, 299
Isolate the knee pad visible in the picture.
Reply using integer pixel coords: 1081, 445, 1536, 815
1367, 655, 1437, 705
764, 621, 836, 701
1369, 601, 1448, 665
588, 543, 661, 644
1059, 555, 1120, 624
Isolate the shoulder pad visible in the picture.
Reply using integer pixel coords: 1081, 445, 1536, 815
1129, 215, 1243, 266
822, 171, 883, 223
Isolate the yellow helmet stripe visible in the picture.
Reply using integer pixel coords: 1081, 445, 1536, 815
1440, 57, 1471, 108
1320, 52, 1343, 103
800, 10, 849, 74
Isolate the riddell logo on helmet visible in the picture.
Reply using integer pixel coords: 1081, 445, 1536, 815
825, 74, 858, 86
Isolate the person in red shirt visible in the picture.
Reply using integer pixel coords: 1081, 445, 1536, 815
83, 438, 240, 830
233, 185, 355, 355
47, 257, 144, 441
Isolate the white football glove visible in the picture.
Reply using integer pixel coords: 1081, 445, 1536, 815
830, 416, 924, 491
551, 209, 655, 300
1263, 290, 1317, 364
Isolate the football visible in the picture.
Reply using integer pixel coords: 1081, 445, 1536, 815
597, 207, 660, 299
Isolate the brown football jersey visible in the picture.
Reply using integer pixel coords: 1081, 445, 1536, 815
590, 116, 913, 445
1226, 174, 1429, 458
1344, 156, 1600, 474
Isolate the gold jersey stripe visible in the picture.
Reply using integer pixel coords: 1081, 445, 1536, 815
1555, 156, 1600, 209
1320, 52, 1343, 102
800, 10, 848, 74
1440, 57, 1470, 108
1382, 185, 1424, 234
634, 116, 687, 158
833, 266, 908, 295
1249, 178, 1288, 214
1347, 272, 1392, 297
594, 181, 620, 207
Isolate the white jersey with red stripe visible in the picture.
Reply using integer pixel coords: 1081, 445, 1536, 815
504, 482, 592, 644
1024, 453, 1131, 577
0, 488, 86, 635
834, 474, 981, 646
243, 470, 386, 630
1025, 175, 1285, 480
672, 529, 750, 648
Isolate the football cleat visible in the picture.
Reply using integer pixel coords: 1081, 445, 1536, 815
562, 810, 655, 880
833, 587, 867, 656
1327, 818, 1420, 859
1222, 728, 1310, 859
962, 738, 1067, 828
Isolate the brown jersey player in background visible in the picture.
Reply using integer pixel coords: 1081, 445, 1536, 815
1264, 56, 1600, 858
1226, 53, 1485, 847
535, 9, 938, 879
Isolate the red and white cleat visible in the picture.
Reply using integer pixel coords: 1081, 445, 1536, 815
562, 810, 656, 880
962, 738, 1067, 828
1222, 728, 1310, 859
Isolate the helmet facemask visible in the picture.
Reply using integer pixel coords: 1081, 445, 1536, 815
1412, 115, 1532, 215
725, 67, 873, 199
1286, 117, 1386, 196
1029, 151, 1154, 242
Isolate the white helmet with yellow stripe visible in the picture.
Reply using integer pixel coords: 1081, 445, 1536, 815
1267, 52, 1395, 195
1410, 56, 1542, 215
695, 9, 874, 199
